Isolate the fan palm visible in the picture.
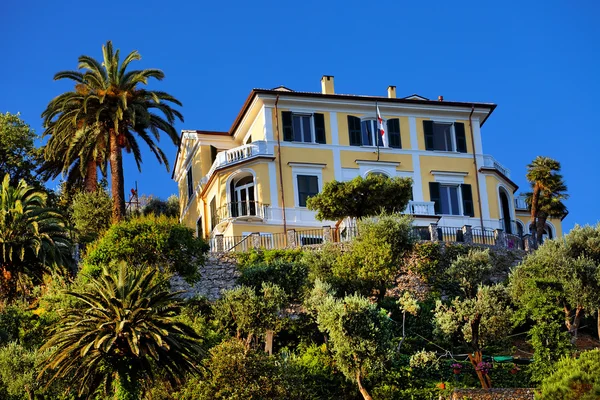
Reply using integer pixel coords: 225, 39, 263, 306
42, 40, 183, 222
40, 264, 205, 398
0, 174, 72, 301
525, 156, 565, 244
525, 178, 568, 244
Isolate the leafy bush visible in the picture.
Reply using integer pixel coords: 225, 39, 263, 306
235, 248, 305, 269
238, 259, 308, 301
537, 349, 600, 399
81, 215, 208, 283
0, 304, 58, 349
70, 187, 112, 243
0, 342, 72, 399
181, 338, 297, 399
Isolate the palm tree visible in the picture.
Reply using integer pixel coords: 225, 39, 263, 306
40, 264, 205, 398
42, 41, 183, 222
525, 156, 564, 244
0, 174, 72, 301
525, 180, 568, 244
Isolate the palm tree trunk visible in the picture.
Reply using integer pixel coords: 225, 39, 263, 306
530, 185, 540, 245
356, 369, 373, 400
109, 133, 125, 223
84, 160, 98, 193
536, 213, 548, 246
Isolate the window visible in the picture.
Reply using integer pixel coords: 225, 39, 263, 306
186, 166, 194, 200
297, 175, 319, 207
196, 217, 203, 238
210, 197, 217, 230
361, 119, 382, 147
282, 111, 326, 144
348, 116, 401, 148
429, 182, 474, 216
423, 121, 467, 153
229, 174, 256, 217
439, 185, 461, 215
433, 123, 454, 151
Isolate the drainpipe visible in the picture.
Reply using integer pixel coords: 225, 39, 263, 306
274, 95, 288, 236
469, 105, 485, 231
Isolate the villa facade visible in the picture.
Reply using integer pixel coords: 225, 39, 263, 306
173, 76, 563, 247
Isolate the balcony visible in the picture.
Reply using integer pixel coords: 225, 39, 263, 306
404, 201, 436, 216
216, 201, 269, 224
201, 141, 272, 187
482, 155, 511, 178
514, 195, 528, 210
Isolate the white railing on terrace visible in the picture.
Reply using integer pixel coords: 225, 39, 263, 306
405, 201, 436, 215
514, 195, 528, 210
482, 155, 510, 178
201, 141, 271, 186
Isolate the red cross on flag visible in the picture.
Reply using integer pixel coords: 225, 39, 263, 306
377, 104, 388, 147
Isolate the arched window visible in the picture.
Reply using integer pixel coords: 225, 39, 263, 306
529, 223, 555, 242
367, 171, 389, 178
498, 187, 513, 234
515, 220, 524, 237
229, 173, 256, 217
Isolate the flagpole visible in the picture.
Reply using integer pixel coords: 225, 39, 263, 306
376, 101, 380, 161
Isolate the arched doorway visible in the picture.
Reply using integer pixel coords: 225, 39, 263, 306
499, 188, 513, 234
229, 173, 256, 217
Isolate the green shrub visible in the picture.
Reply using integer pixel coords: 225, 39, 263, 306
537, 349, 600, 399
0, 342, 72, 399
0, 304, 58, 349
235, 248, 305, 269
238, 260, 308, 301
81, 215, 208, 283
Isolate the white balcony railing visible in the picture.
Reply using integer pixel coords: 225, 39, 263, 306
404, 201, 436, 216
482, 155, 510, 178
514, 195, 528, 210
200, 141, 272, 187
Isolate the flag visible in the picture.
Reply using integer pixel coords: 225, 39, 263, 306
377, 104, 388, 147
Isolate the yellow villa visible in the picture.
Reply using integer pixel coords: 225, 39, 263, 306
173, 76, 563, 250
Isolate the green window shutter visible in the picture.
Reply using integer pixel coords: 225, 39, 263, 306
455, 122, 467, 153
314, 113, 326, 144
282, 111, 293, 141
423, 120, 434, 150
461, 184, 474, 217
429, 182, 441, 214
387, 118, 401, 148
348, 115, 362, 146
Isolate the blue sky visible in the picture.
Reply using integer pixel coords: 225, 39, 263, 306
1, 0, 598, 232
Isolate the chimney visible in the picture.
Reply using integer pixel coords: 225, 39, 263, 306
321, 75, 334, 95
387, 86, 397, 98
438, 95, 444, 102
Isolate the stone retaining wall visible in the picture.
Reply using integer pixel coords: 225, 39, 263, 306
451, 388, 535, 400
171, 253, 239, 301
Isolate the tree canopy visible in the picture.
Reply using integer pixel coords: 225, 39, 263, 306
42, 40, 183, 222
307, 174, 413, 220
81, 215, 208, 283
0, 112, 44, 188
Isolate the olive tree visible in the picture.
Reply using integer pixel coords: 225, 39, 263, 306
308, 280, 394, 400
307, 174, 412, 221
433, 285, 513, 388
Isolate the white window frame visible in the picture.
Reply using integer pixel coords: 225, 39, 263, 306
432, 121, 457, 152
290, 163, 325, 208
360, 117, 387, 148
439, 184, 463, 216
291, 113, 316, 144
